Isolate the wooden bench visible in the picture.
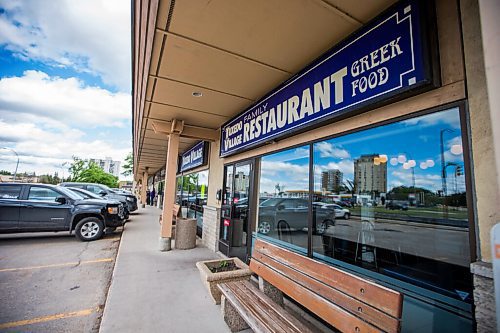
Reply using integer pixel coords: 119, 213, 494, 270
218, 238, 403, 333
219, 280, 313, 333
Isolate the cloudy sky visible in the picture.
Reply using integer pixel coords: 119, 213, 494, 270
0, 0, 131, 179
260, 108, 465, 195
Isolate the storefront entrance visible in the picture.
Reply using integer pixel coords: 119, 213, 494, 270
218, 160, 256, 262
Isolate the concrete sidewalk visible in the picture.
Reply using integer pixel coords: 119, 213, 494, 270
99, 206, 231, 333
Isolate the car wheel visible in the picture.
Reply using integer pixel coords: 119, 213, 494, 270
318, 219, 334, 234
316, 221, 327, 234
344, 213, 350, 220
75, 217, 104, 241
258, 220, 273, 235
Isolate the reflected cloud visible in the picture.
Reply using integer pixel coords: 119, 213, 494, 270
314, 141, 350, 159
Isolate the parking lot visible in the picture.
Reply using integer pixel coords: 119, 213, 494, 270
0, 230, 122, 332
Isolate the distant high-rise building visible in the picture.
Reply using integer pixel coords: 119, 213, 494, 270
232, 171, 249, 192
354, 154, 387, 194
89, 157, 121, 178
321, 169, 343, 192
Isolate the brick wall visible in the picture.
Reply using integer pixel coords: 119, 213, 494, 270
471, 261, 496, 332
202, 205, 220, 252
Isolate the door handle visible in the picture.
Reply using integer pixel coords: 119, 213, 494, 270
25, 205, 34, 208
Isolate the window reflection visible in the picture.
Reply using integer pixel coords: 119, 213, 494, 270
175, 170, 209, 237
313, 108, 472, 303
257, 146, 313, 250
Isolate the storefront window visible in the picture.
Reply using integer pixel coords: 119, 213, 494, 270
175, 170, 209, 237
257, 146, 310, 251
312, 107, 472, 303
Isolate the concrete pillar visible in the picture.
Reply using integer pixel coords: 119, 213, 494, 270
141, 171, 148, 208
159, 124, 182, 251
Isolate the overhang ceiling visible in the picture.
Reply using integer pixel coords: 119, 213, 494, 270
133, 0, 396, 178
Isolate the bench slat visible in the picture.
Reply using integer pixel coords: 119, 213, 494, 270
219, 283, 274, 333
254, 239, 403, 318
250, 259, 385, 333
252, 251, 400, 332
234, 281, 312, 333
229, 282, 298, 333
219, 281, 312, 333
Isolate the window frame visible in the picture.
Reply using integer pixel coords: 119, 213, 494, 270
251, 101, 475, 310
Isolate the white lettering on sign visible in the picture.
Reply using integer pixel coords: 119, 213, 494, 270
350, 36, 403, 97
237, 66, 347, 146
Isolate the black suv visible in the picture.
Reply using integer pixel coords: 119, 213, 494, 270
60, 182, 138, 213
0, 183, 124, 241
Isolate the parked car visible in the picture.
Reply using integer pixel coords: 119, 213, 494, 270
385, 200, 409, 210
67, 187, 129, 221
257, 198, 335, 235
0, 183, 125, 241
313, 202, 350, 219
60, 182, 138, 213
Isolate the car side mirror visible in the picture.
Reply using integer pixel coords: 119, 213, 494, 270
56, 196, 67, 204
277, 204, 285, 210
99, 191, 107, 196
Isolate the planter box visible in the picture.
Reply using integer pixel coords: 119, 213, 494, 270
196, 257, 252, 304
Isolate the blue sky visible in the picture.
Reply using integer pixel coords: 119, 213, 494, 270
0, 0, 131, 179
260, 108, 466, 194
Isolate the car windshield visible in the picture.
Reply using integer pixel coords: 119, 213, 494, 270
259, 198, 282, 207
56, 186, 83, 200
67, 189, 86, 199
70, 188, 102, 199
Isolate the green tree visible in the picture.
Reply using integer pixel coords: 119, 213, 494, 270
0, 170, 12, 175
69, 157, 119, 188
122, 152, 133, 176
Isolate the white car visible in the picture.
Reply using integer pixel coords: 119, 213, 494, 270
313, 202, 350, 219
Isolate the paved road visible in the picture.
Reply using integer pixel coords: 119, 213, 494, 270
0, 231, 121, 332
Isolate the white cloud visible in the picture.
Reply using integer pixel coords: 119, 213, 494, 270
0, 0, 131, 91
391, 169, 442, 191
402, 108, 461, 129
0, 120, 130, 177
314, 141, 350, 159
0, 71, 131, 127
260, 160, 309, 192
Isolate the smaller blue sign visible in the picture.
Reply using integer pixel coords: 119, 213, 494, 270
179, 141, 208, 173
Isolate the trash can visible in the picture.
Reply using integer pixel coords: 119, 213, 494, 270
175, 218, 197, 250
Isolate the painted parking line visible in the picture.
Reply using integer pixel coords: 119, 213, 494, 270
0, 307, 97, 330
0, 258, 114, 273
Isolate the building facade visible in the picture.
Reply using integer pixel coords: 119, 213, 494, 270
132, 1, 500, 331
89, 157, 121, 178
321, 169, 343, 193
354, 154, 387, 195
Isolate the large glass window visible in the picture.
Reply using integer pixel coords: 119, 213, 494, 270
175, 170, 209, 237
312, 107, 471, 303
257, 146, 311, 251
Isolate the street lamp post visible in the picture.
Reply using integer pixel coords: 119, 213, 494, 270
1, 147, 19, 181
440, 129, 455, 197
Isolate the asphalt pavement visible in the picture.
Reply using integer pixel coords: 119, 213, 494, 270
0, 231, 121, 332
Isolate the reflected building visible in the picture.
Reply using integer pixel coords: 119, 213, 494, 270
321, 169, 343, 192
354, 154, 387, 195
233, 171, 249, 192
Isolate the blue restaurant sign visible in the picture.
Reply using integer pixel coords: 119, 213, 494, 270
220, 0, 437, 157
179, 141, 208, 173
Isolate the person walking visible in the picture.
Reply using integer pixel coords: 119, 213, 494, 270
146, 189, 151, 205
150, 188, 156, 206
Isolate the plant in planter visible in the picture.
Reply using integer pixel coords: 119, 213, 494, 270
196, 257, 252, 304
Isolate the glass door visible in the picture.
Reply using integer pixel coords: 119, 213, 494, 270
219, 160, 255, 262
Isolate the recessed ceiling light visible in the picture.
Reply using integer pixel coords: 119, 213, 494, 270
192, 91, 203, 97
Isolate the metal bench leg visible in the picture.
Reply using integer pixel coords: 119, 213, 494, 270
221, 295, 249, 332
259, 276, 283, 306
